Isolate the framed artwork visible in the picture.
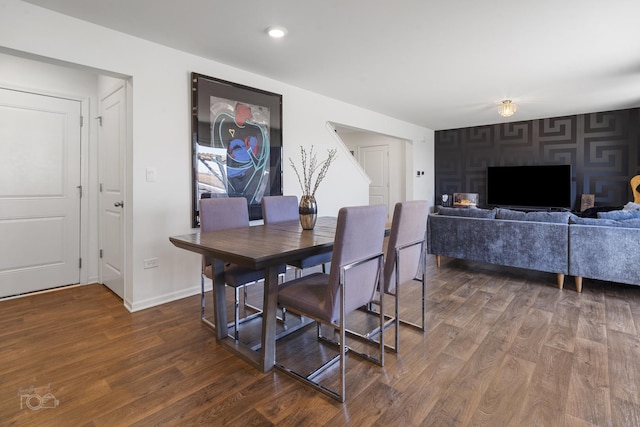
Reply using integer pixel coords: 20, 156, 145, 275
191, 73, 283, 226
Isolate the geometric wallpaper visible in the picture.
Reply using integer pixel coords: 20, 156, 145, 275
435, 108, 640, 210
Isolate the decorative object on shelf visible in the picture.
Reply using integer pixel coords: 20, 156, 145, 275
580, 194, 595, 212
453, 192, 479, 207
441, 194, 452, 207
498, 100, 517, 117
289, 145, 337, 229
631, 175, 640, 203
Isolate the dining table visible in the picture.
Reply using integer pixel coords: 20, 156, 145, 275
169, 216, 339, 373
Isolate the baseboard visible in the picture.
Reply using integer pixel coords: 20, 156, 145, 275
126, 282, 213, 312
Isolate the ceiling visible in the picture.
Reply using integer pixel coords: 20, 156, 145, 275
23, 0, 640, 130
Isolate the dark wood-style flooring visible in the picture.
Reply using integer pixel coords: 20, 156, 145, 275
2, 256, 640, 426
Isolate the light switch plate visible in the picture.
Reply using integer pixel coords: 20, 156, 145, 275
146, 167, 157, 182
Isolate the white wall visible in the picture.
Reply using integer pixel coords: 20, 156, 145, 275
340, 130, 408, 211
0, 0, 435, 311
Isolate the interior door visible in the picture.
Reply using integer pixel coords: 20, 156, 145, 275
0, 87, 81, 297
359, 145, 389, 213
99, 84, 126, 299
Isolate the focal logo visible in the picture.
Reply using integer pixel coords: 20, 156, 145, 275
18, 384, 59, 410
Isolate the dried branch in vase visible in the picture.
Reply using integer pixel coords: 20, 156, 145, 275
289, 145, 337, 198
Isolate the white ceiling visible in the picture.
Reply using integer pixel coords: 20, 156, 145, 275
23, 0, 640, 130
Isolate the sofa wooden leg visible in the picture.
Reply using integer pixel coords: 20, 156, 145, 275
435, 255, 441, 268
575, 277, 583, 293
556, 273, 564, 289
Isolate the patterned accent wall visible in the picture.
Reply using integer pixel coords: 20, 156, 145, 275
435, 108, 640, 210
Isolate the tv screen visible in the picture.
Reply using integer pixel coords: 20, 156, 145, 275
487, 165, 571, 209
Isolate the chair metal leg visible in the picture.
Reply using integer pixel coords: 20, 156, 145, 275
201, 273, 216, 330
234, 287, 240, 341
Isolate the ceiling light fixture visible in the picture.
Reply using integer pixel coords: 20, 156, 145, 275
266, 26, 288, 38
498, 100, 517, 117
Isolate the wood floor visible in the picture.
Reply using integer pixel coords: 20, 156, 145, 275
2, 256, 640, 426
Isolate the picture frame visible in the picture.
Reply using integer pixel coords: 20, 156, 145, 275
580, 194, 595, 212
453, 192, 479, 207
191, 73, 283, 226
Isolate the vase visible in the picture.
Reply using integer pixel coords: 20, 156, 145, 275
299, 195, 317, 230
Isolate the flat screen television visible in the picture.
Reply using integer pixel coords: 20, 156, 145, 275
486, 165, 572, 209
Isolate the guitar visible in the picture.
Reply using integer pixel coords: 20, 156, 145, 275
632, 175, 640, 204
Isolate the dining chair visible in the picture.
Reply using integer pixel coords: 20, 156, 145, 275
379, 200, 428, 352
262, 195, 332, 277
200, 197, 284, 340
346, 200, 428, 353
276, 204, 387, 402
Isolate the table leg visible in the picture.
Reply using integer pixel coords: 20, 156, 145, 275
260, 264, 280, 371
212, 257, 228, 340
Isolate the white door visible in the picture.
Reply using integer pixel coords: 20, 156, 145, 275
360, 145, 389, 212
99, 85, 126, 299
0, 88, 81, 297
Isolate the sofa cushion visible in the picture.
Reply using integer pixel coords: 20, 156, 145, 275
524, 211, 573, 224
495, 208, 526, 221
597, 209, 640, 220
496, 208, 572, 224
436, 206, 496, 219
570, 216, 620, 226
569, 216, 640, 228
620, 218, 640, 228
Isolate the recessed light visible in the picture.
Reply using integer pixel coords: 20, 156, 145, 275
266, 26, 288, 38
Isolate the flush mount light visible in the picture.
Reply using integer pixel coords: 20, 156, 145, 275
498, 100, 517, 117
266, 26, 288, 38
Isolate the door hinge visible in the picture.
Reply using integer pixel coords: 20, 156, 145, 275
79, 258, 82, 268
80, 116, 84, 127
99, 183, 103, 192
96, 116, 103, 126
99, 249, 103, 258
77, 185, 82, 198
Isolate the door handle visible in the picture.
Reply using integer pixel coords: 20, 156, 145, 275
114, 201, 124, 208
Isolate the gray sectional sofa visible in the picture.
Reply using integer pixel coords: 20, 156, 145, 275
427, 206, 640, 292
568, 210, 640, 291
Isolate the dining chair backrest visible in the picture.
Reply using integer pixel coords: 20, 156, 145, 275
262, 195, 298, 224
200, 197, 249, 232
326, 204, 387, 323
383, 200, 428, 294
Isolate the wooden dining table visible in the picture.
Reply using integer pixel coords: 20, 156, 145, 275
169, 216, 338, 372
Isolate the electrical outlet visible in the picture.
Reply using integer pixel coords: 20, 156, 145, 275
143, 258, 159, 269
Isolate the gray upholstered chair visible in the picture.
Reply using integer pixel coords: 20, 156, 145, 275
262, 195, 332, 277
276, 204, 387, 402
345, 201, 428, 352
200, 197, 284, 340
380, 200, 428, 352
